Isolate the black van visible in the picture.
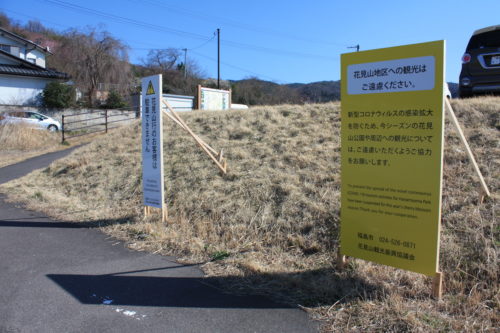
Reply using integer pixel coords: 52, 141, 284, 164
459, 25, 500, 98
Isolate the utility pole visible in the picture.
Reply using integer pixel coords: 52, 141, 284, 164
217, 28, 220, 89
348, 44, 360, 52
182, 48, 187, 78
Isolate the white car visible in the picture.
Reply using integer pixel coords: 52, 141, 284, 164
0, 111, 61, 132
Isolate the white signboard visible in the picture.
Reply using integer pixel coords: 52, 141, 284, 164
199, 86, 231, 110
347, 56, 435, 95
141, 75, 164, 208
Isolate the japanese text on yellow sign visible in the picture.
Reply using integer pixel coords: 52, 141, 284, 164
340, 41, 445, 276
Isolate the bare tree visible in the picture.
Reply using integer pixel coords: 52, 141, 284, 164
143, 48, 180, 72
25, 20, 46, 33
49, 28, 131, 106
141, 48, 205, 96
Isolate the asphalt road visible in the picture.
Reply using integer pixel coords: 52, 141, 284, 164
0, 148, 317, 332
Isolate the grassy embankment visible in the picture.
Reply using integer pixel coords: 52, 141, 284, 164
0, 123, 62, 167
1, 98, 498, 332
0, 121, 124, 168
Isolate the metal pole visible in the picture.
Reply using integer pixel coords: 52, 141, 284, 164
105, 110, 108, 133
182, 48, 187, 79
348, 44, 360, 52
61, 114, 65, 143
217, 28, 220, 89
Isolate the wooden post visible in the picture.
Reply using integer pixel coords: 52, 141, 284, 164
445, 99, 491, 199
163, 99, 227, 174
161, 106, 219, 156
218, 148, 224, 163
144, 205, 167, 223
479, 186, 487, 204
432, 272, 443, 300
336, 249, 348, 270
104, 109, 108, 133
162, 203, 168, 223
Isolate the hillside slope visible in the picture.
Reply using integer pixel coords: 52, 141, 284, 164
1, 98, 498, 332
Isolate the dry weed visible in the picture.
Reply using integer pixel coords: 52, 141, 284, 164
0, 122, 119, 168
0, 123, 62, 167
1, 99, 498, 332
0, 123, 60, 151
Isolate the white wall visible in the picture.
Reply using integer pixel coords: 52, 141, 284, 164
0, 34, 46, 67
0, 35, 23, 58
0, 75, 53, 105
27, 49, 46, 68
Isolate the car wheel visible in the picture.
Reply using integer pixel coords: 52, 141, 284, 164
48, 125, 58, 132
458, 89, 472, 99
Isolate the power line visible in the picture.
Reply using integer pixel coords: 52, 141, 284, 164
221, 39, 337, 61
129, 32, 216, 52
43, 0, 211, 41
1, 8, 71, 30
133, 0, 348, 47
190, 49, 283, 83
188, 32, 216, 50
1, 8, 312, 82
41, 0, 338, 61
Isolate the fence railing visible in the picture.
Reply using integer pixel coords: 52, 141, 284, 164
61, 109, 138, 143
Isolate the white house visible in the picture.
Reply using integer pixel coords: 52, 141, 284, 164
0, 27, 69, 106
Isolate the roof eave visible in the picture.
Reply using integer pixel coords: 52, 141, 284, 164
0, 49, 46, 70
0, 27, 52, 55
0, 71, 69, 80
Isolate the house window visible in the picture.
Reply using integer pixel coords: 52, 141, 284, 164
0, 44, 20, 57
26, 57, 36, 64
0, 44, 10, 52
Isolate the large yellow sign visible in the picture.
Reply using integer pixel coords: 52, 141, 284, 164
340, 41, 445, 276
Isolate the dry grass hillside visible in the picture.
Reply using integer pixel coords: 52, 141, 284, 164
1, 98, 498, 332
0, 122, 101, 168
0, 123, 61, 167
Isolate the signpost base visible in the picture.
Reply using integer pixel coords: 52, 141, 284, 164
432, 271, 443, 300
162, 204, 168, 222
336, 249, 348, 270
144, 205, 168, 223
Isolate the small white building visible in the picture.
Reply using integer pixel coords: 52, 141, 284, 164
0, 28, 69, 106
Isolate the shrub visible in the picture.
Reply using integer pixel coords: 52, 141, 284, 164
42, 82, 75, 108
104, 90, 127, 109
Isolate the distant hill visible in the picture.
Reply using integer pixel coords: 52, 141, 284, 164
231, 78, 458, 105
286, 80, 341, 103
230, 78, 340, 105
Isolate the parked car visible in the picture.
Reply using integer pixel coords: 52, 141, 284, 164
459, 25, 500, 98
0, 111, 61, 132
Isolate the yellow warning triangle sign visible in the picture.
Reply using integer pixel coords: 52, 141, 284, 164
146, 81, 155, 95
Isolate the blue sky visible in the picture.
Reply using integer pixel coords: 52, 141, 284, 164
1, 0, 499, 84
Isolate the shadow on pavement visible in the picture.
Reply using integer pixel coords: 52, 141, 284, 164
0, 216, 132, 229
47, 266, 383, 309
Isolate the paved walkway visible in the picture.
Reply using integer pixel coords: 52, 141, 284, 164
0, 148, 316, 332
